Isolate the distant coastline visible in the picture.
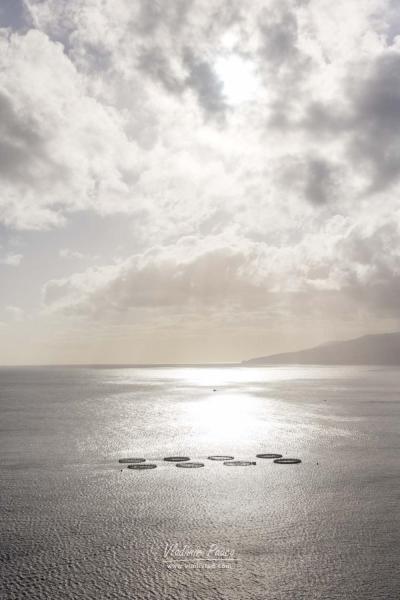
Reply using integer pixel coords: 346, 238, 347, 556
243, 332, 400, 366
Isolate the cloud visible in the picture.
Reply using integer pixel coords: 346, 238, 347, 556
303, 158, 340, 205
2, 0, 400, 352
41, 210, 400, 325
184, 51, 227, 117
349, 49, 400, 192
138, 46, 184, 94
258, 2, 306, 75
301, 47, 400, 194
0, 89, 46, 184
0, 252, 23, 266
1, 0, 392, 233
59, 248, 100, 261
43, 240, 267, 316
5, 305, 24, 320
0, 28, 142, 229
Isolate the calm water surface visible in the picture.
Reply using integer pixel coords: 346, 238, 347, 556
0, 366, 399, 600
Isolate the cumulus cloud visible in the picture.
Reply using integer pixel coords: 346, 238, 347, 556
0, 28, 145, 229
42, 212, 400, 325
43, 241, 265, 316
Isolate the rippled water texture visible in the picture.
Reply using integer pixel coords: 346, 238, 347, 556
1, 365, 399, 599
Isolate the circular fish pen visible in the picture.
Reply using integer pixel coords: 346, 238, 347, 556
223, 460, 256, 466
207, 455, 235, 461
127, 463, 157, 470
273, 458, 301, 464
176, 462, 205, 468
118, 458, 146, 464
256, 453, 283, 459
164, 456, 190, 462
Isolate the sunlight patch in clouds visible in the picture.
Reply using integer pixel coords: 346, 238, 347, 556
215, 54, 260, 105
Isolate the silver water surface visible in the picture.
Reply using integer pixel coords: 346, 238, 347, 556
0, 366, 399, 599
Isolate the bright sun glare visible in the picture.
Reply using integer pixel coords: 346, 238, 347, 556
215, 54, 259, 105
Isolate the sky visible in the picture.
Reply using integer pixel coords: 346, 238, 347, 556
1, 0, 400, 365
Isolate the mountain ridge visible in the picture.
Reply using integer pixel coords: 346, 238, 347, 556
243, 332, 400, 365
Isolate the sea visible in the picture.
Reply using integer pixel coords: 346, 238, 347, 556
0, 365, 399, 600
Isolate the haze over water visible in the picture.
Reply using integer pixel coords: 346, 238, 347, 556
1, 365, 399, 600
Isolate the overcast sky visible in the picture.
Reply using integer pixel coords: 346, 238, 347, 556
1, 0, 400, 364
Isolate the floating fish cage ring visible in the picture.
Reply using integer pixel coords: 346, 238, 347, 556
207, 455, 235, 461
127, 463, 157, 470
118, 458, 146, 464
256, 453, 283, 459
223, 460, 256, 466
164, 456, 190, 462
273, 458, 302, 464
176, 462, 205, 469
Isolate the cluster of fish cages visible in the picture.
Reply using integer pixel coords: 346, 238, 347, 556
118, 454, 302, 470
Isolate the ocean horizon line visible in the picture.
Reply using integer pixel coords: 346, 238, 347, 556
0, 362, 242, 369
